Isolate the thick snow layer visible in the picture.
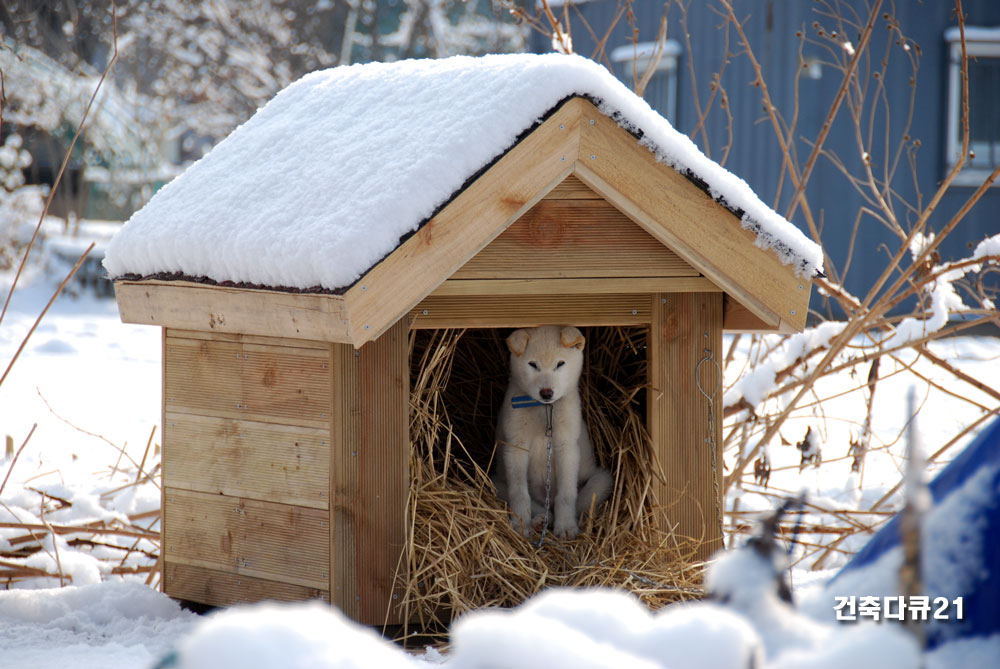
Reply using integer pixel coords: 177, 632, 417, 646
162, 590, 764, 669
450, 589, 763, 668
0, 581, 196, 667
103, 54, 823, 291
140, 582, 925, 669
171, 602, 417, 669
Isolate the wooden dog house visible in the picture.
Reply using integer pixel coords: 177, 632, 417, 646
107, 55, 820, 625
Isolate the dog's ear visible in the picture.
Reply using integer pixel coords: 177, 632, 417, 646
560, 326, 585, 351
506, 329, 530, 357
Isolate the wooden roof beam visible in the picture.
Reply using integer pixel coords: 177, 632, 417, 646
572, 99, 810, 333
115, 280, 352, 343
342, 97, 595, 346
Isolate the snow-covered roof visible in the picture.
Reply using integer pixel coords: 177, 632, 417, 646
104, 53, 823, 292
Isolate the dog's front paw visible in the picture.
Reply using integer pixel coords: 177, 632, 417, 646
509, 513, 533, 538
553, 520, 579, 540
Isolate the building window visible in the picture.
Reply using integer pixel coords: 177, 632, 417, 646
610, 40, 682, 125
945, 26, 1000, 184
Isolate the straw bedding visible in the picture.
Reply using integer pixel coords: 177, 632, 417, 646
399, 326, 708, 635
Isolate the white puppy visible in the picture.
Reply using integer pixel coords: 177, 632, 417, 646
492, 325, 613, 539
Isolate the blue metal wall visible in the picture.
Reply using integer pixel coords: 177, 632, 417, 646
532, 1, 1000, 315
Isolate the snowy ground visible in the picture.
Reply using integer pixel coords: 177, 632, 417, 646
1, 231, 999, 666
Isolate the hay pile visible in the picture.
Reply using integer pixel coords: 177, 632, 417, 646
399, 327, 707, 635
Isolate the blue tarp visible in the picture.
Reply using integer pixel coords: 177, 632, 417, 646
832, 416, 1000, 647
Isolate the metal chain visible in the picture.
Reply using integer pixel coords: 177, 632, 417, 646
537, 403, 554, 548
695, 334, 724, 546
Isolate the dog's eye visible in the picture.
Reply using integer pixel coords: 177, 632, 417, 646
556, 361, 565, 369
528, 361, 539, 370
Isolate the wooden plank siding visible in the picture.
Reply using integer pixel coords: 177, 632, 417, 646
451, 199, 697, 280
163, 488, 330, 590
165, 563, 330, 606
162, 329, 333, 606
647, 293, 724, 562
163, 413, 329, 509
543, 173, 602, 199
164, 335, 330, 428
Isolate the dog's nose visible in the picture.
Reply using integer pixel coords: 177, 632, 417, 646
539, 388, 554, 401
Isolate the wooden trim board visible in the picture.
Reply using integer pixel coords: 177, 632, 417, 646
116, 280, 351, 344
409, 294, 653, 329
330, 341, 361, 619
160, 327, 167, 592
356, 319, 408, 625
165, 328, 330, 351
432, 276, 719, 297
330, 320, 409, 626
647, 292, 724, 562
165, 562, 329, 607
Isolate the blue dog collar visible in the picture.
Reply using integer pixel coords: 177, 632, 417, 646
511, 394, 544, 408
